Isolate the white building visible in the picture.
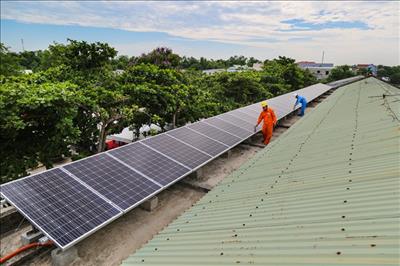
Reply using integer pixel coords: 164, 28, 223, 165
297, 62, 334, 80
21, 69, 33, 74
251, 63, 263, 71
303, 66, 333, 80
202, 69, 225, 75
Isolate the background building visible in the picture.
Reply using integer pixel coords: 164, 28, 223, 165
297, 61, 334, 80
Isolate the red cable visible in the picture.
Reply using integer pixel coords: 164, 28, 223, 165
0, 240, 53, 264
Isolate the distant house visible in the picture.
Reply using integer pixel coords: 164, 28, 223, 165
21, 69, 33, 74
297, 61, 334, 80
297, 61, 334, 68
202, 64, 261, 75
227, 65, 252, 72
202, 69, 225, 75
353, 64, 377, 76
113, 69, 125, 75
251, 63, 263, 71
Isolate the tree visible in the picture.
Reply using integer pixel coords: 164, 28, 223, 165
377, 65, 400, 85
120, 64, 210, 130
18, 50, 42, 71
247, 57, 261, 67
133, 47, 181, 69
0, 43, 21, 76
79, 85, 139, 152
111, 55, 130, 70
201, 71, 272, 112
0, 79, 81, 183
261, 57, 316, 94
327, 65, 356, 82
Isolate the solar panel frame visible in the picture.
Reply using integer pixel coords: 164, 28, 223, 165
203, 117, 254, 139
63, 154, 162, 211
167, 127, 229, 157
142, 134, 212, 169
186, 121, 242, 146
109, 142, 191, 186
0, 168, 122, 250
217, 113, 255, 132
229, 110, 258, 121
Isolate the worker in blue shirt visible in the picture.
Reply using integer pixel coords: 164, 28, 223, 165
293, 93, 307, 116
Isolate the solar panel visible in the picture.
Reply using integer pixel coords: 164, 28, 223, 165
204, 117, 253, 139
239, 105, 260, 116
63, 154, 161, 211
187, 121, 242, 146
167, 127, 228, 156
142, 134, 212, 169
109, 143, 190, 186
230, 110, 258, 121
0, 168, 121, 249
218, 113, 255, 132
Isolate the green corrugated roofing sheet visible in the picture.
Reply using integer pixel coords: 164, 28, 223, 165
123, 78, 400, 266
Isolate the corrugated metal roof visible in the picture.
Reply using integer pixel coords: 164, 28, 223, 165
123, 77, 400, 266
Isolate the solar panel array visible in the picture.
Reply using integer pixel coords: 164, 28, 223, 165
1, 82, 335, 250
327, 75, 364, 88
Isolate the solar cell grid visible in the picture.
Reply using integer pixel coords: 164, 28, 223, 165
142, 134, 212, 169
187, 122, 241, 146
218, 113, 255, 132
109, 142, 190, 186
63, 154, 161, 211
0, 168, 121, 248
167, 127, 228, 156
230, 110, 257, 121
204, 117, 253, 139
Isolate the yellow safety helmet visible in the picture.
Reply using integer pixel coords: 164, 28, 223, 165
261, 101, 268, 107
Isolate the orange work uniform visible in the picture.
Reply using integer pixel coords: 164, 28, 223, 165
257, 107, 277, 145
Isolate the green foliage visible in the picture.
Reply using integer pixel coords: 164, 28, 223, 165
327, 65, 356, 82
133, 47, 181, 69
121, 64, 207, 129
0, 79, 81, 183
377, 65, 400, 84
262, 57, 316, 93
203, 71, 271, 111
111, 55, 131, 70
179, 55, 261, 70
0, 43, 21, 76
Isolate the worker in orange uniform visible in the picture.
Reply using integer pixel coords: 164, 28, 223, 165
255, 101, 277, 145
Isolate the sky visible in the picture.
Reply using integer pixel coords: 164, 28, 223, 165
1, 1, 399, 65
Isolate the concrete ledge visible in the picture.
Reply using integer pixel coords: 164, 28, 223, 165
221, 150, 232, 159
1, 205, 25, 234
21, 228, 44, 245
189, 167, 205, 180
140, 196, 159, 212
51, 247, 79, 266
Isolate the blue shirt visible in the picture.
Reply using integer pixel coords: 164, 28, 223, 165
295, 95, 307, 106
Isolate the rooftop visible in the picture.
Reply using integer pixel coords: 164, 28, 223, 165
123, 77, 400, 265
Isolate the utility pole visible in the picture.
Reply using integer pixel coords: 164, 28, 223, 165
21, 38, 25, 51
321, 51, 325, 65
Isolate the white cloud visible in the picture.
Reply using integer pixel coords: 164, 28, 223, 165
1, 1, 399, 65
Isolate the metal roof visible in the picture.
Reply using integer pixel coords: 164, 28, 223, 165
123, 77, 400, 266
